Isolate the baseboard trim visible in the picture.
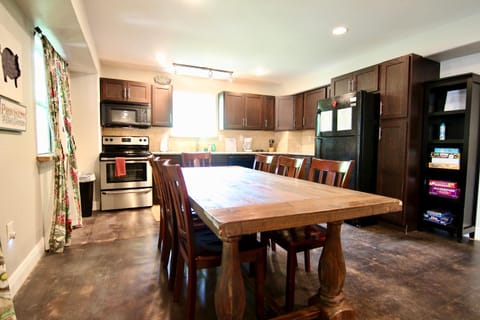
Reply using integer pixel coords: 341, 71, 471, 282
8, 238, 45, 297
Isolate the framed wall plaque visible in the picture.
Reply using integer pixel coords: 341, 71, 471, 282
0, 96, 26, 131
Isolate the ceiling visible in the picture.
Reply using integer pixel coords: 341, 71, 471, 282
14, 0, 480, 87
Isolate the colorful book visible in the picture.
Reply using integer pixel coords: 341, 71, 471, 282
428, 180, 458, 188
428, 185, 461, 199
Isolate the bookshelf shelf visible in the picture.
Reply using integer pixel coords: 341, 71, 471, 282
420, 73, 480, 241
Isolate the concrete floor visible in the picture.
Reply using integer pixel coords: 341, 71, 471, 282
13, 208, 480, 320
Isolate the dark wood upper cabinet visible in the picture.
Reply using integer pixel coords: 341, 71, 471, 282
244, 94, 263, 129
100, 78, 151, 104
379, 57, 410, 118
276, 95, 295, 131
303, 87, 326, 129
263, 95, 275, 130
219, 91, 273, 130
294, 94, 304, 130
151, 85, 172, 127
331, 65, 379, 97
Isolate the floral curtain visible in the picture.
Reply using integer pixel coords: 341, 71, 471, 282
41, 36, 82, 253
0, 240, 16, 320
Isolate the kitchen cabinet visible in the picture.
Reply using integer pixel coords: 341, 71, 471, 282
419, 73, 479, 241
219, 91, 270, 130
275, 95, 295, 131
100, 78, 151, 104
294, 93, 304, 130
290, 86, 328, 130
151, 85, 172, 127
303, 87, 327, 129
376, 54, 439, 230
330, 65, 379, 97
263, 95, 275, 130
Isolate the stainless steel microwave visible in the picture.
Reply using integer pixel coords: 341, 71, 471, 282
101, 102, 151, 128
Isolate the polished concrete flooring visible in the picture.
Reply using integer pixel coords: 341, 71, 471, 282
13, 208, 480, 319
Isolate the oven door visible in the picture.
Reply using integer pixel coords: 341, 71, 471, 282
100, 158, 152, 190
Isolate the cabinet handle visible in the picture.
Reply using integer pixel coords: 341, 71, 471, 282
351, 79, 356, 92
127, 88, 131, 99
245, 118, 248, 127
169, 113, 172, 123
302, 116, 305, 127
378, 127, 382, 141
265, 119, 267, 128
123, 88, 127, 99
379, 101, 383, 116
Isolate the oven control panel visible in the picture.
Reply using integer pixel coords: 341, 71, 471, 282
102, 136, 149, 146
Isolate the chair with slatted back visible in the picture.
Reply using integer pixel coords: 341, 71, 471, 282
253, 154, 275, 173
149, 157, 178, 291
181, 152, 211, 167
264, 158, 354, 312
274, 156, 305, 178
164, 164, 267, 320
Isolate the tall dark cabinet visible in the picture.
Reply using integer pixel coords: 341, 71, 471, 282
419, 73, 480, 241
376, 54, 440, 231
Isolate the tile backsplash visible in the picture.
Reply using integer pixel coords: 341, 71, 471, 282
102, 127, 315, 154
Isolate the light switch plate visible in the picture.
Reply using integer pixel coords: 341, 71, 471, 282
6, 221, 15, 240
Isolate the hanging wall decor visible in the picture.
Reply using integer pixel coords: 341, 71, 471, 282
0, 23, 23, 103
0, 96, 26, 132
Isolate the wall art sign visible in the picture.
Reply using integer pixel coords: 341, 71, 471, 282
0, 96, 26, 131
0, 23, 23, 103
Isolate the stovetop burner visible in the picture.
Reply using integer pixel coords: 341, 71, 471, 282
101, 135, 151, 159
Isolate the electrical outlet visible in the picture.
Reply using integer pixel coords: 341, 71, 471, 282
6, 221, 16, 240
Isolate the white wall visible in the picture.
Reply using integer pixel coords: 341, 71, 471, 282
70, 73, 101, 209
0, 0, 45, 293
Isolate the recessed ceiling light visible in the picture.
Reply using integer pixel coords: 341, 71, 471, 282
254, 66, 268, 76
332, 26, 348, 36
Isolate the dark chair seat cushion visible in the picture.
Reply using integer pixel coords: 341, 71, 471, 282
269, 224, 327, 250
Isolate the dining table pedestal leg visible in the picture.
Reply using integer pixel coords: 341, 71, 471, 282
215, 236, 245, 320
308, 221, 354, 320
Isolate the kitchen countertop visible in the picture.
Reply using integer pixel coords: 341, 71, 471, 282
151, 151, 315, 157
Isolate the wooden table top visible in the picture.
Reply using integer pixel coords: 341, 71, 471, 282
182, 166, 402, 239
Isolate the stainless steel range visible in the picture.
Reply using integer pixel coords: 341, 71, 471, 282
100, 136, 152, 211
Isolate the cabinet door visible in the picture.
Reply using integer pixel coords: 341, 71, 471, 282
276, 96, 294, 131
101, 78, 126, 101
331, 73, 352, 97
263, 96, 275, 130
354, 65, 379, 92
223, 92, 245, 129
376, 118, 407, 225
294, 94, 304, 130
126, 81, 151, 104
151, 85, 172, 127
379, 56, 410, 119
244, 94, 263, 129
303, 87, 326, 129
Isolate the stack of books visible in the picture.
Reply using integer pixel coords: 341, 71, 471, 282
423, 209, 453, 226
428, 147, 460, 170
428, 179, 460, 199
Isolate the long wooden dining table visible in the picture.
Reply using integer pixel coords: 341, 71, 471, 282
182, 166, 402, 319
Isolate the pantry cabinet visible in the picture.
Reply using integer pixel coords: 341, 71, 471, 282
419, 73, 479, 241
376, 54, 440, 230
100, 78, 151, 104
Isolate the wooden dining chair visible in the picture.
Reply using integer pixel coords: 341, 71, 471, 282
264, 158, 354, 312
149, 156, 178, 290
274, 156, 305, 178
164, 164, 267, 320
181, 152, 211, 167
253, 154, 275, 173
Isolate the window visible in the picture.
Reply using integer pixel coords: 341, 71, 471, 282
171, 91, 217, 138
33, 35, 52, 154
